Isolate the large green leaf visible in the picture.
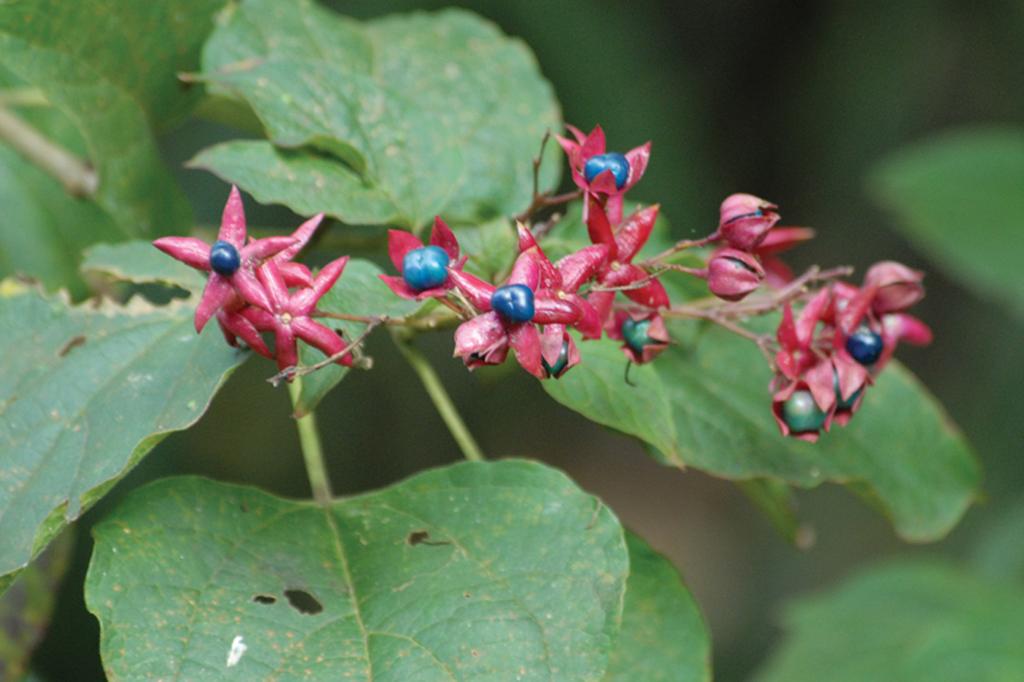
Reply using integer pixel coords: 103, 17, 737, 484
543, 329, 980, 542
0, 262, 246, 587
0, 531, 72, 680
754, 561, 1024, 682
0, 0, 225, 236
86, 460, 629, 680
868, 127, 1024, 319
191, 0, 561, 230
605, 532, 711, 682
293, 258, 421, 417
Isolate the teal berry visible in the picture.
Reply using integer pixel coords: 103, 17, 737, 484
491, 284, 535, 323
833, 370, 864, 410
782, 390, 826, 433
621, 317, 653, 354
584, 152, 630, 189
542, 340, 570, 378
402, 245, 450, 291
209, 240, 241, 276
846, 327, 884, 366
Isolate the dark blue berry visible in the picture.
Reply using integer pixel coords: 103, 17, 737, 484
833, 370, 864, 410
584, 152, 630, 189
402, 245, 450, 291
491, 284, 535, 323
621, 318, 653, 355
782, 390, 826, 433
209, 240, 240, 276
543, 340, 570, 378
845, 327, 884, 366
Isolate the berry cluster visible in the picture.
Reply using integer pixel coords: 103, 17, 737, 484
155, 125, 932, 442
154, 186, 354, 373
771, 261, 931, 441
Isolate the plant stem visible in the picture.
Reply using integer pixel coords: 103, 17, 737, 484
0, 106, 98, 196
287, 378, 333, 506
393, 334, 485, 462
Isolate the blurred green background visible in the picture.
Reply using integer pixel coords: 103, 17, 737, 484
28, 1, 1023, 679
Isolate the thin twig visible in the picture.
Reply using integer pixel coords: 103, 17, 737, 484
0, 106, 98, 196
268, 319, 382, 386
641, 231, 721, 266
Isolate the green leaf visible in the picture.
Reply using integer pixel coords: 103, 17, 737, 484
868, 127, 1024, 319
458, 217, 518, 282
0, 531, 73, 680
543, 328, 980, 542
192, 0, 561, 229
0, 1, 224, 236
86, 460, 629, 680
81, 240, 205, 292
754, 561, 1024, 682
970, 497, 1024, 583
0, 144, 122, 296
293, 258, 420, 416
0, 275, 246, 587
605, 532, 711, 682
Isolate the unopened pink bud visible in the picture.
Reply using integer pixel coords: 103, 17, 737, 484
707, 248, 765, 301
718, 193, 780, 251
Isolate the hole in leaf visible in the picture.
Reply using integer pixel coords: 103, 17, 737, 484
252, 594, 276, 605
407, 530, 451, 547
284, 589, 323, 615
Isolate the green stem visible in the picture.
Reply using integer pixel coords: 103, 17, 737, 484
394, 335, 485, 462
287, 378, 333, 505
0, 106, 97, 196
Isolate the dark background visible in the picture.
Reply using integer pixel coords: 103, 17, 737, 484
32, 1, 1024, 680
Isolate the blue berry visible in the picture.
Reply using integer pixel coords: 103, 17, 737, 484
402, 245, 450, 291
209, 240, 241, 276
543, 341, 570, 378
833, 370, 863, 410
491, 284, 535, 323
782, 390, 826, 433
584, 152, 630, 189
845, 327, 884, 366
621, 318, 653, 354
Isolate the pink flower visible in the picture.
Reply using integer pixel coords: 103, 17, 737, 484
153, 185, 297, 332
241, 257, 352, 372
379, 217, 464, 300
718, 193, 781, 251
585, 197, 670, 323
706, 248, 766, 301
449, 250, 579, 378
772, 288, 870, 441
832, 263, 932, 370
557, 124, 651, 225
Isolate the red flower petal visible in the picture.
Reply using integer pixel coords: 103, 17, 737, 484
194, 275, 235, 333
534, 291, 581, 324
218, 185, 247, 247
293, 317, 351, 366
448, 268, 496, 310
508, 250, 541, 290
454, 311, 506, 359
429, 216, 460, 261
615, 205, 660, 262
387, 229, 424, 272
153, 236, 210, 271
276, 213, 324, 262
586, 196, 617, 256
556, 244, 608, 293
509, 322, 544, 378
